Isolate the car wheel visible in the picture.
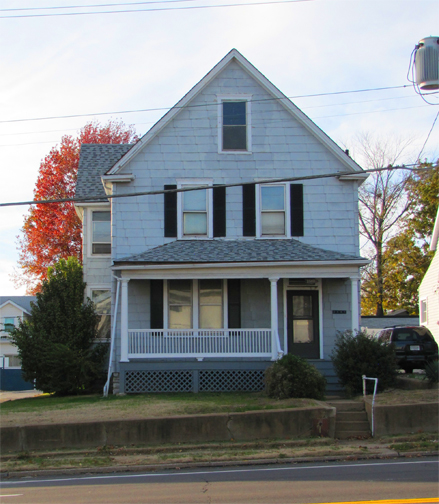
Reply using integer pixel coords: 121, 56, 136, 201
404, 365, 414, 374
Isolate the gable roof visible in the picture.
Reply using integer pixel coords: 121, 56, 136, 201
75, 144, 133, 201
114, 239, 367, 265
107, 49, 365, 176
0, 296, 36, 315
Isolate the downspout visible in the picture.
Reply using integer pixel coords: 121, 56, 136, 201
103, 276, 121, 397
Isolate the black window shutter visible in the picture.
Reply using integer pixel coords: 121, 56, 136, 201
164, 185, 177, 238
242, 184, 256, 236
213, 185, 226, 237
150, 280, 164, 329
290, 184, 304, 237
227, 279, 241, 329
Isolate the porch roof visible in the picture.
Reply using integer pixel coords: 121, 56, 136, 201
114, 239, 365, 265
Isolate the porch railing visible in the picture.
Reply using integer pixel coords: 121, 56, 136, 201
128, 328, 273, 358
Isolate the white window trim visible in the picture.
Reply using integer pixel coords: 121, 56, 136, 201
87, 207, 112, 258
283, 279, 323, 359
176, 179, 213, 240
256, 183, 291, 238
163, 279, 227, 330
217, 94, 252, 154
420, 298, 428, 325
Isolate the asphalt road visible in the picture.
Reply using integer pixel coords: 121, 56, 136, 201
1, 458, 438, 503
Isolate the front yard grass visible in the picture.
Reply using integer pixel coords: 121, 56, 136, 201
0, 392, 320, 427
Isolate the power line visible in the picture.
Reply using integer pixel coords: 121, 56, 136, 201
0, 85, 410, 125
0, 93, 417, 139
0, 165, 428, 208
417, 111, 439, 162
0, 102, 429, 148
0, 0, 312, 19
0, 0, 205, 12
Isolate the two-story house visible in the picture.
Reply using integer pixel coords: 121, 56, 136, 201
75, 49, 368, 395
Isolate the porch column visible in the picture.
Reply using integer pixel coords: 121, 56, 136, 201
350, 277, 360, 333
269, 277, 279, 361
120, 278, 130, 362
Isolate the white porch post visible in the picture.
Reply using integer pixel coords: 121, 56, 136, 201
120, 278, 130, 362
269, 277, 279, 360
350, 277, 360, 333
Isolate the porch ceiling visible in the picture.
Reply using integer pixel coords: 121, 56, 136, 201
114, 239, 366, 265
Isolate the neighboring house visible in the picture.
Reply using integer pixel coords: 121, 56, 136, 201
0, 296, 35, 368
419, 206, 439, 343
0, 296, 36, 391
74, 49, 368, 395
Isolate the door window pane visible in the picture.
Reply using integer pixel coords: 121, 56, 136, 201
292, 295, 312, 317
293, 320, 314, 343
169, 280, 192, 329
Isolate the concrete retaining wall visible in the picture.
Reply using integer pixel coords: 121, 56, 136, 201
364, 400, 439, 437
1, 405, 335, 453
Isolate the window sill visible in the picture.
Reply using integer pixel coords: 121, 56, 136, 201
218, 150, 252, 155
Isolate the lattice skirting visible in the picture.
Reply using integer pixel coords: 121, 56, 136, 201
199, 370, 264, 392
124, 369, 265, 394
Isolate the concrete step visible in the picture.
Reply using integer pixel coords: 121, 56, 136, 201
336, 420, 371, 432
336, 411, 368, 422
335, 429, 371, 440
327, 400, 365, 411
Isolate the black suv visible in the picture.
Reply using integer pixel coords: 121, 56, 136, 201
376, 326, 438, 373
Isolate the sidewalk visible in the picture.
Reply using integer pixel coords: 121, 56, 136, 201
0, 390, 43, 403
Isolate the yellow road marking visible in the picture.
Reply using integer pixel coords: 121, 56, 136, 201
312, 500, 439, 504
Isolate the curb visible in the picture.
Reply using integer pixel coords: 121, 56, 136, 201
2, 450, 438, 480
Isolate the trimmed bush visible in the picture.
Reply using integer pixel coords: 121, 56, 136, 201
424, 359, 438, 383
265, 354, 326, 400
330, 330, 398, 396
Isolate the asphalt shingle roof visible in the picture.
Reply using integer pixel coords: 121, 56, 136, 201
75, 144, 133, 201
0, 296, 36, 313
115, 239, 364, 264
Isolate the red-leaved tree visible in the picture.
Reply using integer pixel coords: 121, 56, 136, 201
15, 120, 139, 294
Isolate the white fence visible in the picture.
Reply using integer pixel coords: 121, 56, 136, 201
128, 328, 273, 358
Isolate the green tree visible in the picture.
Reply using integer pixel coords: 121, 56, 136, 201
11, 257, 108, 395
361, 160, 438, 315
378, 161, 438, 315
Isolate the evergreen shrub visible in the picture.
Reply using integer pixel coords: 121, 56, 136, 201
330, 330, 398, 395
265, 354, 326, 400
11, 257, 108, 395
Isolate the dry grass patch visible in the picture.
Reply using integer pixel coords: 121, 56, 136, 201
0, 392, 319, 428
372, 389, 439, 405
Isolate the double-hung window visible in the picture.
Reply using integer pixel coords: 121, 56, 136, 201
260, 185, 286, 236
218, 95, 252, 153
91, 289, 111, 339
91, 211, 111, 255
183, 188, 208, 236
167, 280, 224, 330
177, 179, 213, 238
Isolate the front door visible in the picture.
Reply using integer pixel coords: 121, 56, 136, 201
287, 290, 320, 359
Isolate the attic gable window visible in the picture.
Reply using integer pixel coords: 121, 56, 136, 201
218, 95, 252, 154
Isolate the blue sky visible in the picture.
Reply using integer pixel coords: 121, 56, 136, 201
0, 0, 438, 294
